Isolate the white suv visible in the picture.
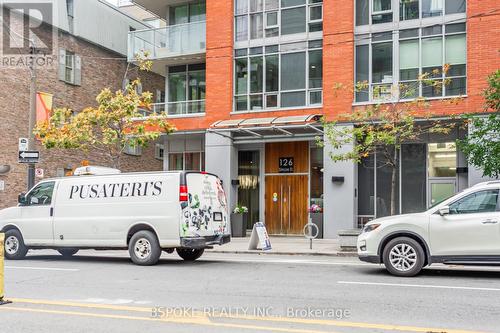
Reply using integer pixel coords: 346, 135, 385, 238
358, 181, 500, 277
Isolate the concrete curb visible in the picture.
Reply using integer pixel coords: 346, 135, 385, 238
207, 250, 358, 257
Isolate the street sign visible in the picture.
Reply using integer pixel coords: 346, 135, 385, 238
35, 168, 44, 178
18, 138, 29, 152
18, 151, 40, 164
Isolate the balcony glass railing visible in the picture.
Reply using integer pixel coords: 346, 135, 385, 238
128, 21, 206, 61
141, 100, 206, 117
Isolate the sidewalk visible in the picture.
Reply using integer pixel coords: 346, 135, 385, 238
207, 236, 357, 257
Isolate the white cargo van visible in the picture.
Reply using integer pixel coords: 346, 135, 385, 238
0, 169, 230, 265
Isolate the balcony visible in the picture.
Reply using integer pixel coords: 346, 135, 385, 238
128, 21, 206, 69
141, 100, 206, 117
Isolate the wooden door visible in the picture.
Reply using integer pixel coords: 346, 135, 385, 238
265, 176, 284, 234
265, 175, 308, 234
284, 175, 308, 234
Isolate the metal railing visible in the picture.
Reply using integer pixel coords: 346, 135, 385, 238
128, 21, 206, 61
140, 100, 206, 117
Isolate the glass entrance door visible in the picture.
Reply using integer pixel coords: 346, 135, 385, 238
428, 179, 456, 207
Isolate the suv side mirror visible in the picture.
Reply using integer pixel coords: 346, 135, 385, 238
18, 193, 27, 206
438, 206, 450, 216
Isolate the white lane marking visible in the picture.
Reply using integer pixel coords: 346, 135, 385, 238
77, 298, 152, 305
5, 266, 79, 272
203, 257, 369, 266
338, 281, 500, 292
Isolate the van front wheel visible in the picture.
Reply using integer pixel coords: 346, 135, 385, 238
177, 248, 204, 261
4, 229, 28, 260
129, 231, 161, 266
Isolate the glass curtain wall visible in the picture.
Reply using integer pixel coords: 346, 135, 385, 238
169, 1, 206, 25
234, 40, 322, 111
168, 64, 206, 115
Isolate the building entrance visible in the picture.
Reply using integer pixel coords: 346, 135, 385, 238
264, 142, 309, 235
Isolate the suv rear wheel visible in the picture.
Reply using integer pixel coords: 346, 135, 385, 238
128, 231, 162, 266
4, 229, 28, 260
382, 237, 425, 277
177, 248, 204, 261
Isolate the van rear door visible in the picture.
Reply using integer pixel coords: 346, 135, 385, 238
182, 173, 229, 238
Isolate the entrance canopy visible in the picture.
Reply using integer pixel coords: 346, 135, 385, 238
209, 114, 323, 143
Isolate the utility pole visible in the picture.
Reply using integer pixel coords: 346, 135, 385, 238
27, 40, 36, 190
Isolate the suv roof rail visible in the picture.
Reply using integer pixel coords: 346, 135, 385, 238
472, 180, 500, 187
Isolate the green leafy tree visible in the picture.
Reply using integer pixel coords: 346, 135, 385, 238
321, 67, 459, 216
34, 52, 175, 169
458, 70, 500, 178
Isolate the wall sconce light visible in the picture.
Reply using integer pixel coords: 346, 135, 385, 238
0, 165, 11, 175
331, 176, 345, 183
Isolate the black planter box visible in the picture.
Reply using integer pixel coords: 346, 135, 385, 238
230, 213, 248, 237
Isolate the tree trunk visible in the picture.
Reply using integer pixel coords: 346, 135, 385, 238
390, 148, 399, 216
390, 166, 397, 216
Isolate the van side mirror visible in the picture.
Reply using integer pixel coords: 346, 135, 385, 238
438, 206, 450, 216
18, 193, 27, 206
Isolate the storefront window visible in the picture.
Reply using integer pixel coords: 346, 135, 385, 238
168, 153, 184, 171
238, 151, 260, 229
401, 144, 427, 213
168, 152, 204, 171
376, 147, 400, 218
358, 153, 375, 226
428, 142, 457, 177
310, 147, 323, 210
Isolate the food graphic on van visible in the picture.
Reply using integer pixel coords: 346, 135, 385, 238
181, 174, 228, 238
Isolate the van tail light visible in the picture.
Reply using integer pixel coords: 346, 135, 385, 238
179, 185, 189, 202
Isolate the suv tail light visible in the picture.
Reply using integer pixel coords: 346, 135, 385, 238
179, 185, 188, 202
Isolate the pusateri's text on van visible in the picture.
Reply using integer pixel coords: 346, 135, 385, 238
69, 182, 163, 200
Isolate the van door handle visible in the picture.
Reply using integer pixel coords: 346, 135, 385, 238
50, 207, 54, 217
482, 219, 499, 225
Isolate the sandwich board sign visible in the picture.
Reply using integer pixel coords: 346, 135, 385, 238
248, 222, 272, 251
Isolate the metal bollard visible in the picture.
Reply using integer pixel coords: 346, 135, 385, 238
0, 233, 11, 305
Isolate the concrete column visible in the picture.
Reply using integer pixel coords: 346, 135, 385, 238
323, 125, 357, 239
205, 131, 238, 215
162, 136, 168, 171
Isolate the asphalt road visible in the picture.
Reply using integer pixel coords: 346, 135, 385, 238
1, 249, 500, 333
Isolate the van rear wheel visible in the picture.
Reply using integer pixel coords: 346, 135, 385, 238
58, 249, 79, 257
4, 229, 28, 260
177, 248, 204, 261
129, 231, 161, 266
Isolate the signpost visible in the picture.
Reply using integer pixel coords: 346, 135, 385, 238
18, 151, 40, 164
